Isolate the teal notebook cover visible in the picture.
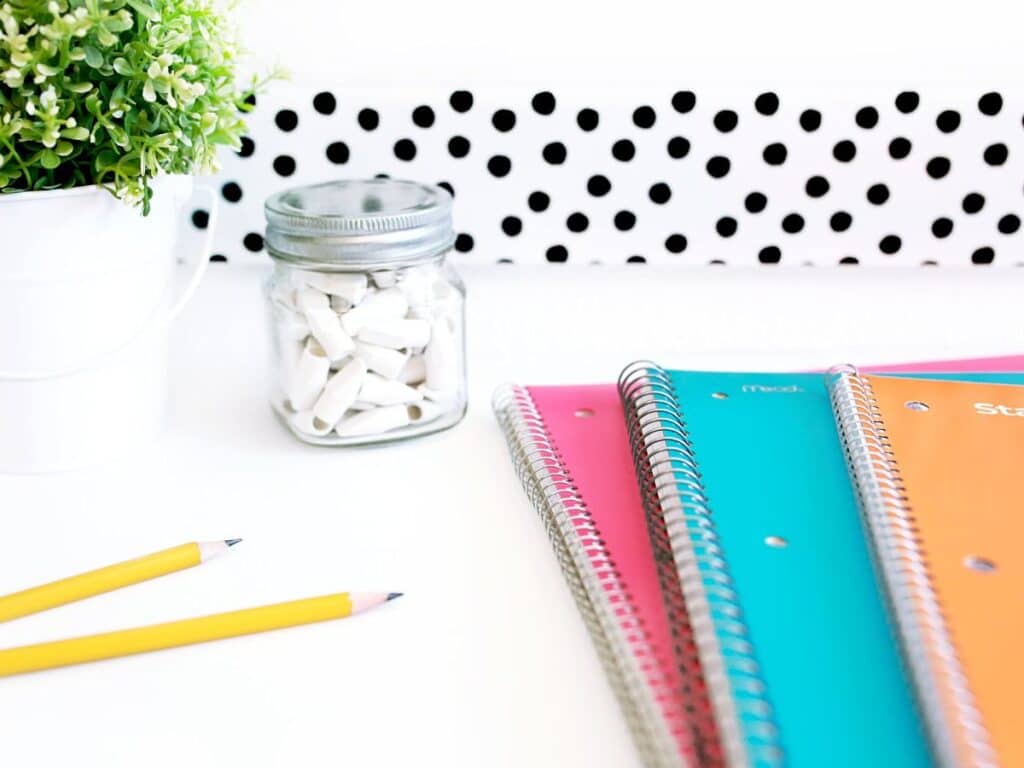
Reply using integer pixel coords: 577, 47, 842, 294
619, 366, 1024, 768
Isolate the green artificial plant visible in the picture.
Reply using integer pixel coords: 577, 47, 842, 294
0, 0, 269, 212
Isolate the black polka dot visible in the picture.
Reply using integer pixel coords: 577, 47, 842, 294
867, 183, 890, 205
532, 91, 556, 115
745, 192, 767, 213
437, 181, 454, 197
375, 173, 390, 179
830, 211, 853, 232
998, 214, 1020, 234
449, 90, 473, 112
932, 217, 954, 238
394, 139, 417, 161
963, 193, 985, 214
191, 209, 209, 229
648, 183, 671, 204
922, 260, 939, 267
716, 217, 738, 237
855, 106, 879, 128
800, 109, 822, 131
759, 246, 782, 264
502, 216, 522, 236
709, 259, 727, 266
978, 92, 1003, 116
805, 176, 830, 198
879, 235, 902, 254
612, 139, 635, 161
706, 156, 730, 178
936, 110, 961, 133
587, 174, 611, 196
672, 91, 696, 113
454, 233, 474, 253
714, 110, 738, 132
313, 91, 336, 115
833, 140, 857, 162
926, 156, 951, 179
496, 258, 513, 265
754, 92, 780, 116
614, 210, 636, 231
566, 212, 589, 233
237, 136, 255, 158
984, 143, 1008, 166
763, 143, 788, 165
326, 141, 349, 164
839, 256, 859, 265
889, 137, 912, 159
275, 109, 298, 132
781, 213, 804, 233
488, 155, 512, 177
243, 233, 264, 252
895, 91, 920, 114
972, 246, 995, 264
632, 106, 656, 128
412, 105, 435, 128
665, 234, 687, 253
447, 136, 470, 158
626, 255, 647, 264
209, 254, 227, 263
546, 245, 568, 263
273, 155, 296, 176
357, 108, 379, 130
528, 191, 550, 212
667, 136, 690, 159
492, 109, 516, 132
577, 108, 599, 131
542, 142, 567, 165
242, 93, 256, 108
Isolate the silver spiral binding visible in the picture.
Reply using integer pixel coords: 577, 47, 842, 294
492, 384, 688, 768
619, 362, 783, 768
827, 366, 995, 768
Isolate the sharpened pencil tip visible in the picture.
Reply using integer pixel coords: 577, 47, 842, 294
225, 538, 242, 547
387, 592, 403, 601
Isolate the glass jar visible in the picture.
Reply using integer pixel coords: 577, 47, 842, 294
263, 179, 466, 445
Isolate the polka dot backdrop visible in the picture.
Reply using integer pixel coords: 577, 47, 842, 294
200, 85, 1024, 266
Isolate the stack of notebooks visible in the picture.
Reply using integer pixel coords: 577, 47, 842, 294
493, 355, 1024, 768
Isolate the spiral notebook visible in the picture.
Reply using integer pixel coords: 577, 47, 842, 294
617, 361, 1024, 768
494, 384, 714, 768
830, 371, 1024, 768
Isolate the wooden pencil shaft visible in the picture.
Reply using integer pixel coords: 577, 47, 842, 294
0, 592, 355, 677
0, 543, 201, 624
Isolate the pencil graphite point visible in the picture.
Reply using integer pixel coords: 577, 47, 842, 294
225, 538, 243, 547
387, 592, 403, 601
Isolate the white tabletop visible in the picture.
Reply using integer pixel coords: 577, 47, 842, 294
1, 264, 1022, 768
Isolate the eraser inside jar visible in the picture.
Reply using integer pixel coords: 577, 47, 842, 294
264, 179, 467, 445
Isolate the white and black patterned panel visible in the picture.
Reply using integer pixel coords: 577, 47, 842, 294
198, 85, 1024, 266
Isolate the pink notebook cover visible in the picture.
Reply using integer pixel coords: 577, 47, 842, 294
518, 354, 1022, 767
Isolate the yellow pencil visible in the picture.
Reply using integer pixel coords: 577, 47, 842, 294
0, 591, 400, 677
0, 540, 242, 624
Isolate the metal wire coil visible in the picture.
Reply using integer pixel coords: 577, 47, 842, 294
618, 362, 783, 768
827, 366, 995, 768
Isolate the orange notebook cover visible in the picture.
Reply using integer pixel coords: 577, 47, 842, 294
829, 369, 1024, 768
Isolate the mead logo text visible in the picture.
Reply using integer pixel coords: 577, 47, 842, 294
974, 402, 1024, 416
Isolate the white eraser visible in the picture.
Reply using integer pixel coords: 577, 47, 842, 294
407, 400, 443, 424
354, 341, 408, 379
287, 339, 331, 411
335, 404, 410, 437
295, 286, 330, 314
371, 270, 398, 288
306, 307, 356, 362
340, 288, 409, 336
289, 409, 334, 437
397, 355, 426, 385
357, 318, 430, 349
313, 357, 367, 427
305, 272, 369, 305
358, 372, 421, 405
425, 318, 458, 393
276, 308, 310, 342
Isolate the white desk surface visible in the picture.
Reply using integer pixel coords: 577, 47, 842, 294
1, 264, 1022, 768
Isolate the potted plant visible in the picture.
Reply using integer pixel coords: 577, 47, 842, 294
0, 0, 265, 472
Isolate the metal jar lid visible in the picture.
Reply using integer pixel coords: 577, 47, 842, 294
264, 179, 455, 268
